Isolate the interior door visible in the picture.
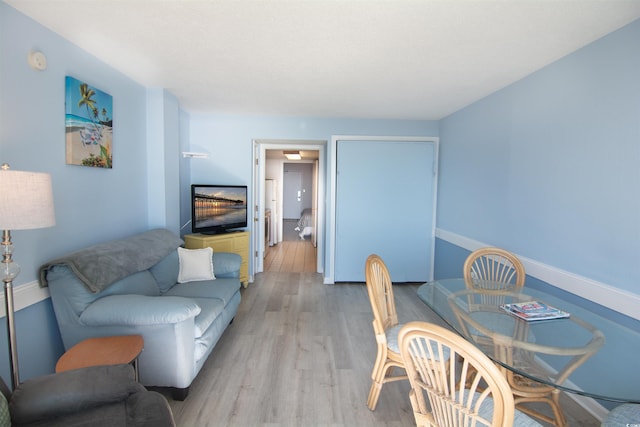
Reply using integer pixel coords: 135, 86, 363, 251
334, 140, 436, 282
283, 170, 302, 219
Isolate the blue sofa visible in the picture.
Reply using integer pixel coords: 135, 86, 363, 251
40, 229, 242, 400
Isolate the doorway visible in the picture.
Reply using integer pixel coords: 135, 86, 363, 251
252, 140, 326, 277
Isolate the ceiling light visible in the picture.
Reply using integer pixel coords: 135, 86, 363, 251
284, 151, 302, 160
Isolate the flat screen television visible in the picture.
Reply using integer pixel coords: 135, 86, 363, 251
191, 184, 248, 234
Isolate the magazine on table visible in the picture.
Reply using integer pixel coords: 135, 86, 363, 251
500, 300, 570, 321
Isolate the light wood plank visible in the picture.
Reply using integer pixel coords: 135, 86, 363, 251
165, 272, 600, 426
265, 240, 317, 273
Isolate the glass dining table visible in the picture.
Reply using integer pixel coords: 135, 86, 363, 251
417, 278, 640, 405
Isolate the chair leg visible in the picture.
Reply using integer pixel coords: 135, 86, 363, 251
515, 395, 567, 427
550, 389, 568, 427
368, 358, 396, 410
367, 349, 387, 411
367, 379, 383, 410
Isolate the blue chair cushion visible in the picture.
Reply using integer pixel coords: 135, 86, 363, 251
602, 404, 640, 427
389, 324, 451, 361
473, 391, 543, 426
386, 324, 404, 353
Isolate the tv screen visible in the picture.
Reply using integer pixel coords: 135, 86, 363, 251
191, 184, 248, 234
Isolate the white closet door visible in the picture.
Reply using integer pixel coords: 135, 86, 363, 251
335, 140, 435, 282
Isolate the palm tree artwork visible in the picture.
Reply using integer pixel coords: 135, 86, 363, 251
65, 76, 113, 168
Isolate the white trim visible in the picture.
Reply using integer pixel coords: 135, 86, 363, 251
12, 228, 639, 322
568, 393, 609, 423
252, 139, 327, 279
438, 227, 620, 420
435, 228, 640, 321
0, 280, 50, 318
10, 230, 615, 421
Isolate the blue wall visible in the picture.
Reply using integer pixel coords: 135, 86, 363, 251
0, 3, 172, 381
435, 22, 640, 408
185, 114, 439, 273
0, 3, 439, 381
437, 20, 640, 294
187, 114, 438, 186
1, 3, 153, 279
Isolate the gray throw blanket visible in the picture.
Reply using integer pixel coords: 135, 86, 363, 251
39, 229, 184, 293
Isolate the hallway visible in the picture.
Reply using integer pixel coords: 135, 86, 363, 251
264, 219, 316, 273
264, 240, 316, 273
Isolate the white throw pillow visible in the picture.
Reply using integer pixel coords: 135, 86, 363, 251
177, 247, 215, 283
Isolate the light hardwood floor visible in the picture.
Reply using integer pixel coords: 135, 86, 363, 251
166, 247, 600, 426
264, 239, 317, 273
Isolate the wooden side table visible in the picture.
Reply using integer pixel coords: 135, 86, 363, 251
56, 335, 144, 380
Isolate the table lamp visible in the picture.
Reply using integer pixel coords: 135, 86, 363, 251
0, 163, 55, 389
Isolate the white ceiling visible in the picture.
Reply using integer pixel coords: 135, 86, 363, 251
7, 0, 640, 120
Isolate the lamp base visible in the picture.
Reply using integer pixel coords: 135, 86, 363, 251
2, 229, 20, 390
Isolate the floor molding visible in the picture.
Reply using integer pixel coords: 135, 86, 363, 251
0, 280, 50, 317
436, 228, 640, 321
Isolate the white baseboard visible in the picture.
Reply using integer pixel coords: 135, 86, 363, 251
567, 392, 609, 422
0, 280, 50, 318
435, 228, 640, 421
2, 236, 618, 422
436, 228, 640, 321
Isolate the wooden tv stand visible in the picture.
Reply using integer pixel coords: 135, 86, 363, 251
184, 231, 250, 287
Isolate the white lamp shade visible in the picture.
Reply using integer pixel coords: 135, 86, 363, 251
0, 170, 56, 230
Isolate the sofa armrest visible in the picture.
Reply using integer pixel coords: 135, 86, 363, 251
10, 364, 142, 424
80, 294, 201, 326
213, 252, 241, 278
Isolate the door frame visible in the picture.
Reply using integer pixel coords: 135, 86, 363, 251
328, 135, 439, 283
252, 139, 327, 276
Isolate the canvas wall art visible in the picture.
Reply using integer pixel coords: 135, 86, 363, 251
65, 76, 113, 168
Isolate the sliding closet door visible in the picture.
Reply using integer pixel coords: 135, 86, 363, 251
334, 139, 436, 282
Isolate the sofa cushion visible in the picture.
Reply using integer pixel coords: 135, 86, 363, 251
211, 252, 242, 278
149, 251, 180, 293
163, 278, 240, 306
46, 265, 102, 316
81, 295, 201, 326
190, 298, 224, 338
99, 270, 160, 298
177, 247, 215, 283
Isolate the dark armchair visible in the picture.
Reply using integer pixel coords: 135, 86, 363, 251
0, 364, 175, 427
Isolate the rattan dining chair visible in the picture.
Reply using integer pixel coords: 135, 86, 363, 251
451, 298, 604, 427
463, 247, 525, 293
364, 254, 407, 410
398, 321, 543, 427
461, 247, 527, 389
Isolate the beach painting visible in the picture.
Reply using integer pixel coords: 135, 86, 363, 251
65, 76, 113, 168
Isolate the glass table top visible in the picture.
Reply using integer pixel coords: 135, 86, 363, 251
417, 278, 640, 403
